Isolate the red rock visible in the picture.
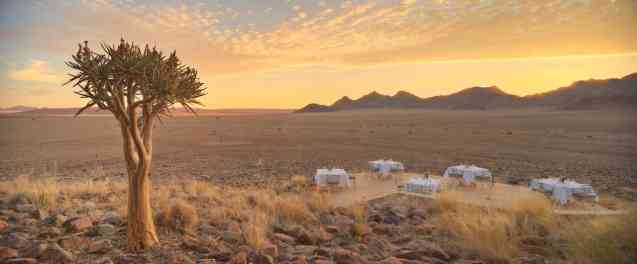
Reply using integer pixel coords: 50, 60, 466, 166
64, 216, 93, 232
0, 246, 18, 258
0, 220, 9, 231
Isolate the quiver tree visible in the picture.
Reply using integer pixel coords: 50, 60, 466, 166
65, 39, 206, 250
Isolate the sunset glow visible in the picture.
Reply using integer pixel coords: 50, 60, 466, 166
1, 0, 636, 108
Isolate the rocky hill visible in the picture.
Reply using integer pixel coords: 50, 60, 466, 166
297, 73, 637, 112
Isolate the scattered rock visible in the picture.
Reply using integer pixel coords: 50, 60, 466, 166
101, 211, 122, 226
513, 254, 546, 264
63, 216, 93, 233
3, 258, 38, 264
0, 246, 18, 258
41, 243, 75, 263
88, 239, 113, 254
334, 248, 363, 264
59, 236, 89, 251
93, 257, 115, 264
261, 241, 278, 258
38, 227, 63, 239
42, 214, 67, 227
20, 242, 47, 258
273, 233, 295, 244
1, 233, 29, 249
229, 251, 248, 264
32, 208, 49, 220
253, 253, 275, 264
221, 231, 244, 244
292, 245, 318, 256
96, 223, 117, 236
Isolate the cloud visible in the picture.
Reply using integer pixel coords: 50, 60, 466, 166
5, 0, 637, 79
7, 60, 64, 84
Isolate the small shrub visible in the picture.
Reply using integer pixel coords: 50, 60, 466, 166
275, 194, 316, 225
158, 199, 199, 232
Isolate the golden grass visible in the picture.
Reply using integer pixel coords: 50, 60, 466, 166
275, 194, 316, 226
157, 199, 199, 232
560, 210, 637, 264
349, 203, 369, 237
0, 173, 127, 209
290, 175, 308, 188
242, 209, 270, 250
432, 190, 557, 262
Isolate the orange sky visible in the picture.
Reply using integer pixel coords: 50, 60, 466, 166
1, 0, 636, 108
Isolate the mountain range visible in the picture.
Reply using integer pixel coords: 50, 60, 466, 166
296, 72, 637, 112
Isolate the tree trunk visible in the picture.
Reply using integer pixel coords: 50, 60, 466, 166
126, 164, 159, 251
118, 117, 159, 251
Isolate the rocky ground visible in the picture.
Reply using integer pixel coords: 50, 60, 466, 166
0, 176, 593, 264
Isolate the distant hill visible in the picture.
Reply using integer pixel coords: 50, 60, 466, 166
296, 73, 637, 112
0, 105, 38, 114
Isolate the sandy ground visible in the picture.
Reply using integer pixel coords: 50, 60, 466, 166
1, 109, 636, 195
325, 173, 625, 214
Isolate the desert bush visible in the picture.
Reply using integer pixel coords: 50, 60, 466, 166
158, 199, 199, 232
275, 194, 316, 225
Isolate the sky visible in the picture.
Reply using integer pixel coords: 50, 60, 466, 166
1, 0, 636, 109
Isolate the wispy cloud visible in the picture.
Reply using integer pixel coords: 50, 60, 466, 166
7, 60, 64, 84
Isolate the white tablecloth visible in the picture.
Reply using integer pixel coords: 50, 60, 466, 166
443, 165, 492, 182
405, 177, 441, 194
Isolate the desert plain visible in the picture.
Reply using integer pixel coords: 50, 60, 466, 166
1, 108, 636, 195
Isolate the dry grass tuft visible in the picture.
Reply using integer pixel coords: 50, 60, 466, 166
275, 194, 316, 225
350, 203, 369, 237
431, 190, 463, 213
561, 210, 637, 264
291, 175, 308, 186
158, 199, 200, 232
242, 209, 270, 251
432, 190, 557, 262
